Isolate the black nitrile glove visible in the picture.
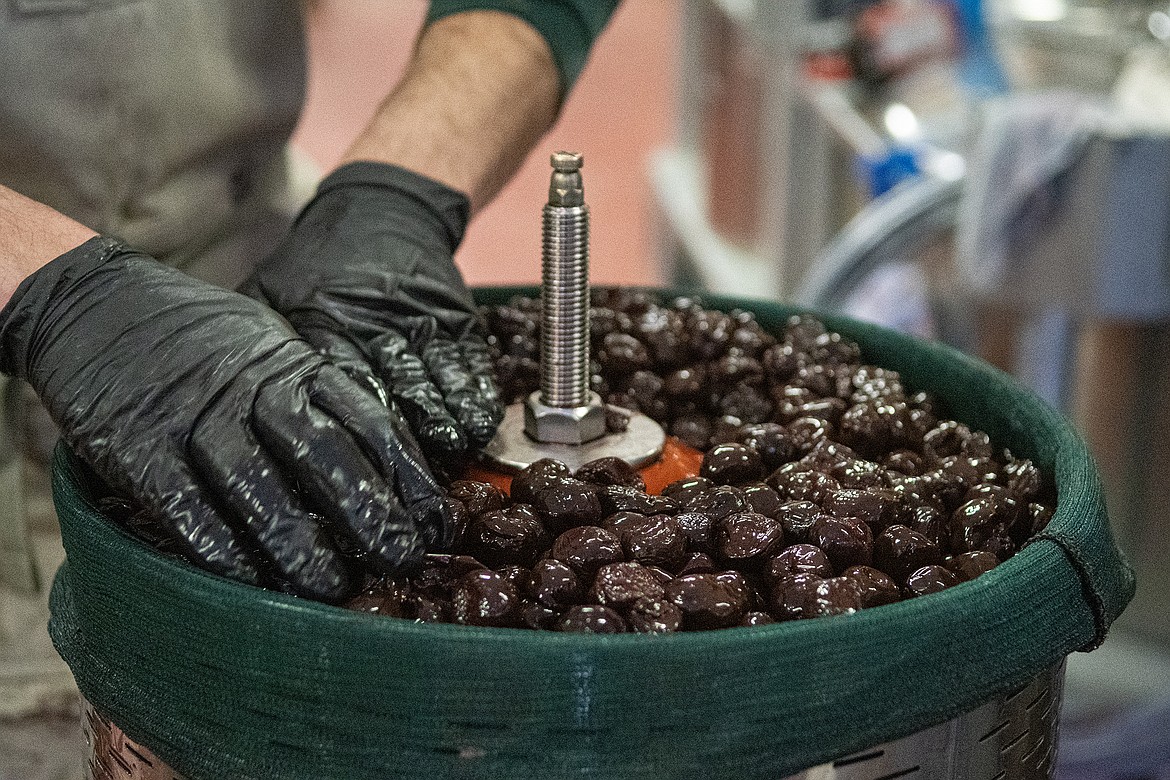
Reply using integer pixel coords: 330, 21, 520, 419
0, 237, 446, 603
242, 162, 503, 474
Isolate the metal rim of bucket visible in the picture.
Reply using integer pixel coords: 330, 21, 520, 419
81, 661, 1064, 780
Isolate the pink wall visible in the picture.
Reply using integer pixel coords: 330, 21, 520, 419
291, 1, 679, 288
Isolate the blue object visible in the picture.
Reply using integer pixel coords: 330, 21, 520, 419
952, 0, 1010, 96
857, 146, 921, 197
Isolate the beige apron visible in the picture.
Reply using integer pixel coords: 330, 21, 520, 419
0, 0, 318, 715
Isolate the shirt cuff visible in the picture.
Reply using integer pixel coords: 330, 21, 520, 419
425, 0, 619, 92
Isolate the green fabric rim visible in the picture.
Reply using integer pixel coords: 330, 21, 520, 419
48, 288, 1134, 780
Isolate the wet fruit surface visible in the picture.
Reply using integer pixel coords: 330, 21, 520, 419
663, 573, 748, 629
110, 289, 1057, 632
356, 293, 1057, 630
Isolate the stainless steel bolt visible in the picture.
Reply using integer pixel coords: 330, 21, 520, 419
482, 149, 666, 471
525, 151, 606, 445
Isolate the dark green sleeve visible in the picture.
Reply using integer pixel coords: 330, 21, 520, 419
426, 0, 620, 91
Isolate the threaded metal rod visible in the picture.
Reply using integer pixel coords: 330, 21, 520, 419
540, 152, 591, 409
486, 149, 664, 463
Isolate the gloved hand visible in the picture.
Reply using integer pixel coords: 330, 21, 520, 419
242, 162, 503, 474
0, 237, 446, 603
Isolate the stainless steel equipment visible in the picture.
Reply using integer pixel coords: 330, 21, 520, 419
785, 664, 1066, 780
483, 152, 666, 473
85, 703, 176, 780
650, 0, 853, 300
527, 150, 606, 445
987, 0, 1157, 94
82, 663, 1066, 780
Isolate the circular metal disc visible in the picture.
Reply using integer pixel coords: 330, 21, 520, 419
480, 403, 666, 474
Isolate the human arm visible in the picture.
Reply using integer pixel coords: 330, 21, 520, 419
338, 9, 562, 213
0, 184, 96, 309
341, 2, 619, 210
244, 5, 618, 470
0, 186, 445, 601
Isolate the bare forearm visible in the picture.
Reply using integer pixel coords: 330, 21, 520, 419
0, 185, 96, 308
339, 10, 561, 214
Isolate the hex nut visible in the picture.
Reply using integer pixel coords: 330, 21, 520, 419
524, 391, 607, 445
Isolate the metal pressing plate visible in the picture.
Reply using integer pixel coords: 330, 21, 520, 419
481, 402, 667, 474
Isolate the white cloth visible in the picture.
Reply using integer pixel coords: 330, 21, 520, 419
956, 92, 1109, 296
957, 86, 1170, 320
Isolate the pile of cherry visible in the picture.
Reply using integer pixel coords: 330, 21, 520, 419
345, 291, 1056, 633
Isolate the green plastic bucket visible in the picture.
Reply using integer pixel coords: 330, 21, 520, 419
49, 288, 1133, 779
